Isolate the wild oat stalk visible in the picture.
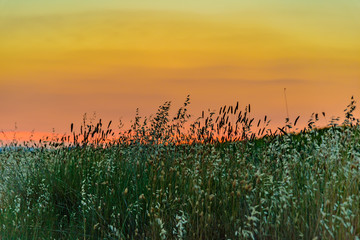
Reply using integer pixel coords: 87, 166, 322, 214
0, 96, 359, 239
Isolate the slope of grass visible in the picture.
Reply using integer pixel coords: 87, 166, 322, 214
0, 97, 359, 239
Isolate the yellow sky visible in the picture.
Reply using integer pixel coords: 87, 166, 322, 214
0, 1, 359, 134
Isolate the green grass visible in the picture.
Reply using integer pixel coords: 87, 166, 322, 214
0, 97, 359, 239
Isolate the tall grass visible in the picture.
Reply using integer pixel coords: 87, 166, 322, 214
0, 96, 359, 239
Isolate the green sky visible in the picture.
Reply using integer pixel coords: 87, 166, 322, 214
1, 0, 360, 15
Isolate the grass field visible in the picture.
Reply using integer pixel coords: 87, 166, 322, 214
0, 97, 359, 239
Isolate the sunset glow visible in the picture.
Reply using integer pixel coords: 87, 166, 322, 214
1, 0, 359, 136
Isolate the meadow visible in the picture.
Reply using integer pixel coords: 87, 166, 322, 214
0, 96, 359, 239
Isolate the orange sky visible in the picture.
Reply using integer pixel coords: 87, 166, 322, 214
0, 1, 359, 138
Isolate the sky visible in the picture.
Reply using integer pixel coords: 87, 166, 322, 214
0, 0, 359, 137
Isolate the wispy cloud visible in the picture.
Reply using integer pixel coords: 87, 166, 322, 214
169, 78, 307, 86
